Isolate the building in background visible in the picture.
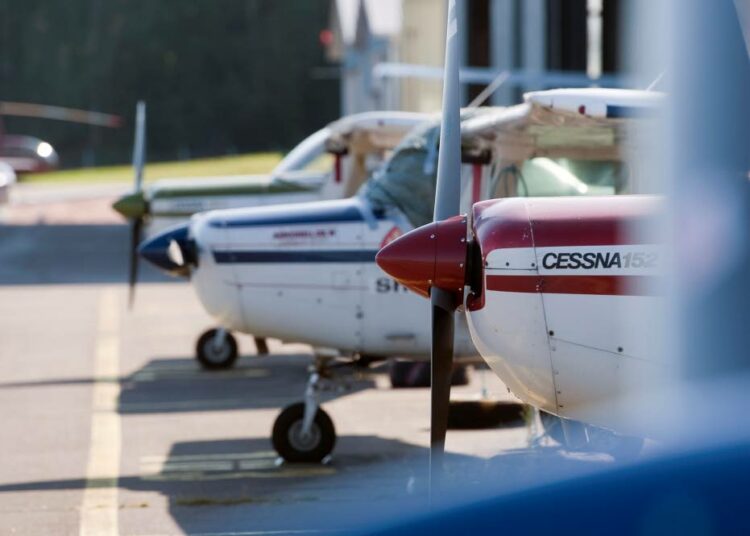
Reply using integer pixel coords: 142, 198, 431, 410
326, 0, 624, 115
325, 0, 404, 114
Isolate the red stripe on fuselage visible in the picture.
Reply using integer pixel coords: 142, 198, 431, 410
486, 274, 659, 296
472, 197, 661, 254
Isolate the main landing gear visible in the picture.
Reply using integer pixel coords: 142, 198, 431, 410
195, 328, 269, 370
272, 354, 368, 463
538, 410, 644, 461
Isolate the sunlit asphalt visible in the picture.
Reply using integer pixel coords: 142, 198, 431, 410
0, 185, 598, 535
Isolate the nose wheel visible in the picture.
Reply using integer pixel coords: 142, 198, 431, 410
272, 402, 336, 463
196, 328, 238, 370
272, 355, 354, 463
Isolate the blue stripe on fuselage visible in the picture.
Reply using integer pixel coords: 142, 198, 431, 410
208, 199, 384, 228
606, 104, 658, 118
213, 249, 379, 263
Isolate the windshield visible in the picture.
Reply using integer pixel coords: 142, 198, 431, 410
359, 121, 439, 228
491, 157, 628, 198
361, 126, 630, 229
272, 127, 332, 175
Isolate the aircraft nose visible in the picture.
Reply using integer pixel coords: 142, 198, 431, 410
376, 215, 469, 302
113, 191, 148, 220
138, 223, 195, 276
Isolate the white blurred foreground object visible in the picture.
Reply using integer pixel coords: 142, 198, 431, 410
663, 0, 750, 429
0, 161, 17, 204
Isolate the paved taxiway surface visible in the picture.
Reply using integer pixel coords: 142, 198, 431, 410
0, 184, 611, 535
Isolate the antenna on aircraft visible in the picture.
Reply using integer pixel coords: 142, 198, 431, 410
467, 70, 510, 109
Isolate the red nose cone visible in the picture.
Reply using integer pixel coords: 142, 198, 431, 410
376, 223, 437, 298
376, 215, 468, 303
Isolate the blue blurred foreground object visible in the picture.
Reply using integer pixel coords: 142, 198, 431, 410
367, 440, 750, 535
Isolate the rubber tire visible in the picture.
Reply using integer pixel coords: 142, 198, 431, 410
272, 402, 336, 463
389, 360, 470, 388
196, 329, 239, 370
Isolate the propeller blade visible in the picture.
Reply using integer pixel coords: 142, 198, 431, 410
128, 218, 143, 308
132, 101, 146, 193
430, 288, 456, 452
127, 101, 147, 308
428, 0, 463, 483
433, 0, 462, 222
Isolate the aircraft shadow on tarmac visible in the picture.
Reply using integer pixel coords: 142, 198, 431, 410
0, 435, 617, 534
0, 224, 176, 285
0, 354, 378, 413
118, 355, 379, 414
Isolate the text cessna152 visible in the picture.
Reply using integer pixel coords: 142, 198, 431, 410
376, 0, 664, 470
139, 77, 660, 462
115, 104, 427, 310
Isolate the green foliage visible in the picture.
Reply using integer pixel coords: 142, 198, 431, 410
22, 152, 283, 184
0, 0, 339, 168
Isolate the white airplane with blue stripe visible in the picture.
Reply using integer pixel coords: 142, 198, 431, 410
139, 87, 661, 462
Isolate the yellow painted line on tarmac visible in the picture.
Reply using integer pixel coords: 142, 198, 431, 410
79, 289, 121, 536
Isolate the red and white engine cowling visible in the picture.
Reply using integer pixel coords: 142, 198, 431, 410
468, 196, 664, 423
377, 195, 664, 432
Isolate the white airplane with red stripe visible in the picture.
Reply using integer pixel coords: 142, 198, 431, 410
375, 1, 664, 457
379, 194, 662, 452
470, 196, 662, 434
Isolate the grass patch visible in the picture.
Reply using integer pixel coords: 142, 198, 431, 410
22, 152, 283, 184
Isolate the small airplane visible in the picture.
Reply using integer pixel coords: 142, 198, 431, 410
112, 107, 430, 235
0, 100, 122, 174
138, 72, 660, 462
115, 103, 429, 311
376, 0, 663, 468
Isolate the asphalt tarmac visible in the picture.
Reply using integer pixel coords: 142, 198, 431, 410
0, 184, 613, 535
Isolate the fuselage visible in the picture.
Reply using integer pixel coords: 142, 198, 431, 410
466, 195, 666, 434
184, 197, 477, 357
141, 173, 329, 235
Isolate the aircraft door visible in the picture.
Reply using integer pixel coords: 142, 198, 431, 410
230, 218, 366, 353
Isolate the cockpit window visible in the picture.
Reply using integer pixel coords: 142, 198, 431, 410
359, 121, 439, 228
490, 157, 628, 198
361, 115, 629, 228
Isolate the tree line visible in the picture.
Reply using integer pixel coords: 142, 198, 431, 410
0, 0, 339, 168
